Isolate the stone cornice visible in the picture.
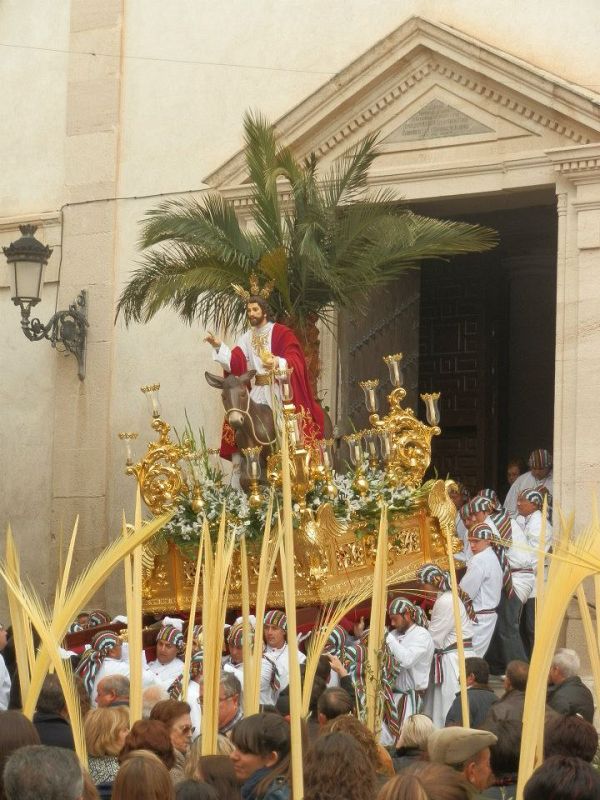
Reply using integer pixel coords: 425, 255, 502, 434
204, 16, 600, 190
0, 211, 61, 234
546, 143, 600, 176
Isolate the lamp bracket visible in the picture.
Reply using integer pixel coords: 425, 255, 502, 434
20, 290, 89, 380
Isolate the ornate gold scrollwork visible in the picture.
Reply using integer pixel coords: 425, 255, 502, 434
369, 387, 440, 489
126, 418, 190, 516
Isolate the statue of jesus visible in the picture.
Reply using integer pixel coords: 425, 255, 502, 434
204, 294, 325, 470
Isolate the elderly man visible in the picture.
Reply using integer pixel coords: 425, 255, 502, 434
504, 448, 553, 517
484, 660, 529, 725
547, 648, 594, 722
4, 745, 84, 800
385, 596, 434, 726
428, 726, 497, 794
200, 671, 243, 736
95, 674, 130, 708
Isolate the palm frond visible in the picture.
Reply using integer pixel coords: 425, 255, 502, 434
120, 111, 498, 337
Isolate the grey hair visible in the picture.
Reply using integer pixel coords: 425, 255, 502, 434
397, 714, 435, 750
98, 674, 130, 697
4, 745, 83, 800
552, 648, 580, 678
141, 685, 170, 719
220, 671, 242, 698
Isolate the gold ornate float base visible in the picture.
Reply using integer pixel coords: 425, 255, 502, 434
142, 489, 460, 614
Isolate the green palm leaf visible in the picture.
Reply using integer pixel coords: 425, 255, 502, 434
117, 111, 498, 333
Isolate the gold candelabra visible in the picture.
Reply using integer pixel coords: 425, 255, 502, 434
119, 354, 441, 516
361, 354, 441, 489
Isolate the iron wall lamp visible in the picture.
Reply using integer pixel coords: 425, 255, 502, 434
3, 225, 88, 380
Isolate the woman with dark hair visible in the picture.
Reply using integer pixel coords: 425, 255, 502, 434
150, 699, 194, 784
376, 762, 473, 800
523, 755, 600, 800
230, 713, 291, 800
544, 714, 599, 763
304, 732, 376, 800
112, 750, 175, 800
185, 753, 240, 800
0, 710, 41, 800
119, 719, 175, 770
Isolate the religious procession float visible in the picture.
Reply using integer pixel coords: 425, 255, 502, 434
118, 349, 460, 614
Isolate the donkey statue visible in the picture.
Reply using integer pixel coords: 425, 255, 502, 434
205, 370, 276, 491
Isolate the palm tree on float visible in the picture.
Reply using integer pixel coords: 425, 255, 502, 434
116, 112, 497, 392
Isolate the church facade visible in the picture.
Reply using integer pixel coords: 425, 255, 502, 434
1, 2, 600, 615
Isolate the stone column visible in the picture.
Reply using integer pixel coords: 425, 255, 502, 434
547, 144, 600, 669
49, 1, 125, 602
547, 143, 600, 525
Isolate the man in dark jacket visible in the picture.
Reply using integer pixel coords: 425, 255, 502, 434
33, 674, 75, 749
546, 648, 594, 722
445, 657, 497, 728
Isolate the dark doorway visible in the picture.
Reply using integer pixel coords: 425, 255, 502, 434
418, 201, 557, 496
337, 193, 557, 497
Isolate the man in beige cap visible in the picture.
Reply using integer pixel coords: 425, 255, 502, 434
428, 726, 497, 793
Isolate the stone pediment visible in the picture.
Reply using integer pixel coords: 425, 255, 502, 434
205, 16, 600, 193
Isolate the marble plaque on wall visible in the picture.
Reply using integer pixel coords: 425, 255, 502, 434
385, 99, 493, 142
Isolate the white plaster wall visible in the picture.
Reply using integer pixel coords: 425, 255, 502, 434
0, 224, 61, 614
2, 0, 600, 620
118, 0, 600, 197
0, 1, 70, 215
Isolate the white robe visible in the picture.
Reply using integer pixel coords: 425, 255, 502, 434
505, 518, 537, 603
212, 322, 288, 409
504, 470, 553, 517
518, 510, 553, 598
0, 654, 11, 711
385, 624, 434, 725
423, 592, 474, 728
455, 512, 472, 563
91, 655, 158, 707
263, 643, 306, 697
187, 680, 201, 741
147, 657, 185, 691
460, 547, 503, 657
222, 656, 278, 708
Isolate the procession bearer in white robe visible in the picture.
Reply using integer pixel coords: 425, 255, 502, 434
460, 522, 504, 658
504, 448, 553, 518
147, 624, 186, 691
384, 597, 434, 726
516, 488, 553, 657
222, 621, 279, 708
418, 564, 475, 728
262, 610, 306, 698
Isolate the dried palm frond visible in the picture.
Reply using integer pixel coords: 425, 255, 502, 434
0, 566, 87, 764
201, 509, 236, 755
5, 526, 33, 703
365, 507, 388, 735
181, 530, 204, 700
279, 429, 304, 800
21, 509, 172, 718
516, 506, 600, 798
